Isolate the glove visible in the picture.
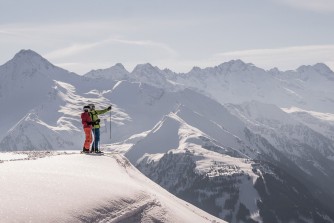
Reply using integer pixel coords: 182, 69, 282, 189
107, 105, 112, 110
94, 119, 100, 125
87, 121, 94, 125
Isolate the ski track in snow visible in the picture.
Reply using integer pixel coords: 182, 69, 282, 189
76, 193, 166, 223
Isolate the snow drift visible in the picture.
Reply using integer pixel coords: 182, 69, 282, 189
0, 151, 225, 223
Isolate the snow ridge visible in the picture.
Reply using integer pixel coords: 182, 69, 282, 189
0, 152, 225, 223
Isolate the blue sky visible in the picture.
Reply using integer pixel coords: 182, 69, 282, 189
1, 0, 334, 74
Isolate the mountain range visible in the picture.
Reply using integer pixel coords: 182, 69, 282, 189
1, 49, 334, 222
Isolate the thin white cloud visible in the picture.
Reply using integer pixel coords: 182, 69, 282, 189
0, 21, 178, 58
45, 43, 101, 59
216, 45, 334, 57
0, 27, 35, 39
213, 45, 334, 71
45, 37, 178, 59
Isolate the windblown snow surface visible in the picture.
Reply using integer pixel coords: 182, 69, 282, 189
0, 151, 225, 223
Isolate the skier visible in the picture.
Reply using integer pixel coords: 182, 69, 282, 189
81, 105, 94, 153
88, 104, 112, 153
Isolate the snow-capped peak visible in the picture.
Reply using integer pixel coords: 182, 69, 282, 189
297, 63, 333, 75
114, 62, 125, 68
10, 49, 55, 69
216, 59, 258, 73
185, 60, 262, 77
132, 63, 160, 74
313, 63, 334, 76
268, 67, 281, 75
14, 49, 42, 59
0, 49, 78, 83
84, 63, 129, 80
130, 63, 172, 88
189, 66, 202, 73
295, 63, 334, 82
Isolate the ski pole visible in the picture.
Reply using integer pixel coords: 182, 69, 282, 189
110, 106, 112, 140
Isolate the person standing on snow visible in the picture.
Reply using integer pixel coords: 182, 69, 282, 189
88, 104, 112, 153
81, 105, 94, 153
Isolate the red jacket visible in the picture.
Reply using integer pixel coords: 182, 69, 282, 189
81, 112, 92, 128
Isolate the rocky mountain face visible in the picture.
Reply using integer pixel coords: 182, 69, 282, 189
1, 49, 334, 222
137, 151, 333, 223
127, 104, 334, 222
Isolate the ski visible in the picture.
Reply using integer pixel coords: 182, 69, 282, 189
80, 151, 104, 155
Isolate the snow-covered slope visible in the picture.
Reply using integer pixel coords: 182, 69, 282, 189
0, 50, 118, 149
0, 151, 224, 223
0, 78, 115, 150
125, 112, 260, 222
226, 101, 334, 164
225, 101, 334, 212
282, 107, 334, 141
125, 111, 334, 223
0, 50, 80, 142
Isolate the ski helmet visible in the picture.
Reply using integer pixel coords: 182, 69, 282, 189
83, 105, 90, 112
88, 104, 95, 110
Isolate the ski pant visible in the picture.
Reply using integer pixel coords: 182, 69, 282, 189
91, 128, 100, 151
83, 127, 92, 150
